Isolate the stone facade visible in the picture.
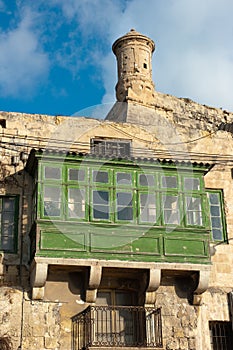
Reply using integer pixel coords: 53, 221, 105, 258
0, 30, 233, 350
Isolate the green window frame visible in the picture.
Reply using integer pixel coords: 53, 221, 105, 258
207, 189, 226, 241
0, 196, 18, 253
38, 160, 209, 229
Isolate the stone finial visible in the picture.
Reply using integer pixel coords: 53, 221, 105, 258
112, 29, 156, 106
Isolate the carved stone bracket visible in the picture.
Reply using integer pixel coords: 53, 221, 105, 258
193, 269, 210, 305
86, 265, 102, 303
145, 268, 161, 306
30, 262, 48, 300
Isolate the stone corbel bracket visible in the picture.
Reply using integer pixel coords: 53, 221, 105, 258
193, 269, 210, 305
145, 268, 161, 306
30, 261, 48, 300
86, 265, 102, 303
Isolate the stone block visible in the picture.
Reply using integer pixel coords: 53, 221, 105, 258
179, 337, 188, 350
44, 335, 59, 349
166, 338, 179, 349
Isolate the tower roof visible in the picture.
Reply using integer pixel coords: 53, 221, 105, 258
112, 28, 155, 54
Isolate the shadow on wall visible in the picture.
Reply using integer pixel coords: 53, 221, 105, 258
0, 336, 12, 350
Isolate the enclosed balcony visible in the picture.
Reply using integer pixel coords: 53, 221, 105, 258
72, 305, 163, 350
27, 149, 213, 301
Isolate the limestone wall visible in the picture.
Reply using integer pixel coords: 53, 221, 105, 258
0, 91, 233, 349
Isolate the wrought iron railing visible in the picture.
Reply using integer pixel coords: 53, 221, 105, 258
72, 305, 163, 349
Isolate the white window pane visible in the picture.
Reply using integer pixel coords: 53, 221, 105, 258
68, 168, 85, 182
163, 195, 180, 224
162, 176, 177, 189
186, 196, 202, 226
44, 186, 61, 216
184, 178, 200, 191
139, 174, 155, 187
44, 166, 61, 179
140, 193, 156, 223
68, 188, 85, 218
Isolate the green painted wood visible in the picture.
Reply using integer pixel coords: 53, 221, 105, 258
27, 152, 213, 264
90, 233, 161, 255
164, 237, 208, 257
35, 221, 210, 264
40, 231, 86, 252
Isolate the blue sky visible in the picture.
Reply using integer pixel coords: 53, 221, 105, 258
0, 0, 233, 117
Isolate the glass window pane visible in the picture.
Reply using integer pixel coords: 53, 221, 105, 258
93, 190, 109, 220
139, 174, 155, 187
210, 205, 220, 216
117, 192, 132, 206
2, 212, 15, 225
2, 198, 15, 212
117, 192, 133, 221
1, 234, 14, 250
0, 197, 16, 252
2, 223, 14, 236
212, 229, 223, 241
68, 168, 85, 182
184, 178, 200, 191
209, 193, 219, 205
212, 217, 221, 228
44, 166, 61, 180
207, 192, 224, 241
93, 190, 109, 204
139, 193, 156, 223
68, 188, 85, 218
117, 207, 133, 221
163, 195, 180, 224
117, 173, 132, 185
162, 175, 177, 189
93, 170, 109, 183
186, 196, 203, 226
44, 186, 61, 216
115, 292, 133, 306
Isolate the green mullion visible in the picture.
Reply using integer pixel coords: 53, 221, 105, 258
201, 193, 210, 229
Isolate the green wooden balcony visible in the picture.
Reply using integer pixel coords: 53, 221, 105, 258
27, 150, 212, 265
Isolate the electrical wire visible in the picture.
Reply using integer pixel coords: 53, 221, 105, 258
0, 129, 233, 164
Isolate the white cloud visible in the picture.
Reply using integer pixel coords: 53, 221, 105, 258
5, 0, 232, 110
0, 7, 49, 98
53, 0, 233, 110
